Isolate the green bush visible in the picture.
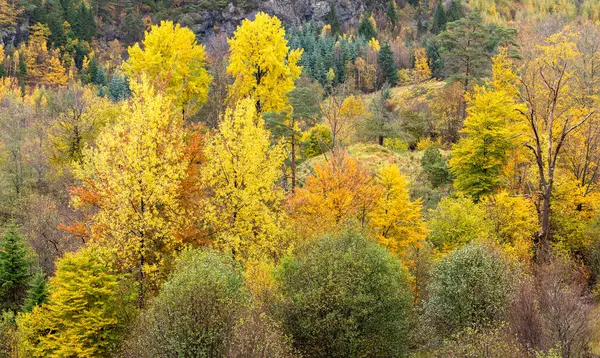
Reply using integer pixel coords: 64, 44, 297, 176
123, 249, 250, 357
425, 244, 514, 336
275, 231, 412, 357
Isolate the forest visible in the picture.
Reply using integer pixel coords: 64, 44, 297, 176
2, 0, 600, 357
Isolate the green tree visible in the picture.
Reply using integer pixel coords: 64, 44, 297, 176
446, 0, 464, 22
358, 12, 377, 40
275, 231, 412, 357
421, 147, 451, 188
0, 229, 30, 312
386, 0, 398, 31
361, 85, 399, 145
107, 72, 130, 102
425, 244, 514, 336
438, 12, 515, 118
327, 4, 341, 36
378, 43, 399, 86
265, 78, 322, 189
430, 1, 447, 34
122, 249, 250, 357
22, 270, 48, 313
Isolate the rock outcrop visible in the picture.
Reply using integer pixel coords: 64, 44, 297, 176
176, 0, 369, 40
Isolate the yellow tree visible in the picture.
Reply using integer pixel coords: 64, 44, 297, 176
227, 12, 303, 114
71, 79, 194, 307
48, 84, 119, 168
322, 91, 366, 148
16, 246, 123, 358
414, 47, 432, 83
23, 23, 51, 84
201, 98, 287, 262
519, 28, 595, 254
288, 153, 381, 238
123, 20, 212, 117
450, 50, 526, 201
369, 164, 428, 257
0, 0, 22, 33
42, 49, 68, 87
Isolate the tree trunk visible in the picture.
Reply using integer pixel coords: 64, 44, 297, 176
291, 132, 296, 190
138, 198, 145, 309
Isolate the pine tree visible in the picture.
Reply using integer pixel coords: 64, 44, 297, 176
378, 43, 399, 86
0, 229, 31, 312
22, 270, 48, 313
438, 12, 505, 118
424, 36, 444, 78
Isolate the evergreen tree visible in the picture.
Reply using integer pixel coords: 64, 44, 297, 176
363, 85, 399, 145
446, 0, 464, 22
93, 65, 106, 86
421, 147, 451, 187
0, 229, 31, 312
438, 12, 508, 118
108, 73, 131, 102
387, 0, 398, 31
22, 270, 48, 313
18, 51, 27, 78
378, 43, 399, 86
327, 4, 341, 36
430, 1, 447, 35
424, 36, 444, 78
358, 12, 377, 40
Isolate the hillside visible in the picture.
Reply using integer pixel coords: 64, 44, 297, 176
2, 0, 600, 357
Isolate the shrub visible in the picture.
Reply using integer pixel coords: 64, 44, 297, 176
430, 325, 528, 358
426, 244, 514, 336
275, 231, 412, 357
122, 249, 250, 357
509, 258, 598, 357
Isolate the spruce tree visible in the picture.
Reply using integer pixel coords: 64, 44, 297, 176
430, 1, 447, 34
378, 43, 399, 86
387, 0, 398, 31
327, 4, 341, 36
424, 36, 444, 78
0, 229, 30, 312
358, 12, 377, 39
446, 0, 464, 22
22, 270, 48, 313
